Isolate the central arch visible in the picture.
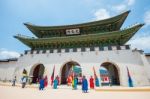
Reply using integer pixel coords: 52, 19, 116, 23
30, 64, 45, 83
100, 62, 120, 86
61, 61, 82, 84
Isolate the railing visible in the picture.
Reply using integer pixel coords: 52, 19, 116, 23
24, 45, 130, 55
121, 23, 140, 30
15, 34, 35, 39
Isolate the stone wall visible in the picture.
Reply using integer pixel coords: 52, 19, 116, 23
0, 45, 150, 86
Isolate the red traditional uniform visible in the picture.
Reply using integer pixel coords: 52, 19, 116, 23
44, 76, 48, 87
67, 76, 72, 86
89, 76, 94, 89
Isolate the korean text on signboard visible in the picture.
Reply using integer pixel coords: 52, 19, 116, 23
66, 28, 80, 35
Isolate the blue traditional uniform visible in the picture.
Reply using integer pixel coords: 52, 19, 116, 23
39, 79, 44, 90
82, 78, 88, 93
95, 77, 100, 87
53, 79, 58, 89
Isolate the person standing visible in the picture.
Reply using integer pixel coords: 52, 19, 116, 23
82, 76, 88, 93
67, 75, 72, 86
12, 76, 16, 86
95, 76, 100, 87
73, 77, 78, 90
72, 77, 74, 89
39, 77, 45, 90
56, 75, 60, 85
44, 76, 48, 87
22, 77, 27, 88
89, 76, 94, 89
53, 77, 58, 89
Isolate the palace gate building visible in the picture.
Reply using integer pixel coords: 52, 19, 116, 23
0, 10, 150, 86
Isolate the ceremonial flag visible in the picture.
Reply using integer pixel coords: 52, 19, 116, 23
22, 69, 27, 77
93, 66, 97, 79
93, 66, 100, 87
127, 67, 133, 87
71, 65, 74, 79
51, 66, 55, 86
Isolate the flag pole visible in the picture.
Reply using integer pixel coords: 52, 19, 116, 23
51, 65, 55, 86
127, 66, 133, 87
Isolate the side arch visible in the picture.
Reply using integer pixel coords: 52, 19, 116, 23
29, 63, 45, 83
100, 62, 120, 86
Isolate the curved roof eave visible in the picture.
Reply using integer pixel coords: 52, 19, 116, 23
24, 10, 130, 37
24, 10, 130, 29
14, 23, 144, 48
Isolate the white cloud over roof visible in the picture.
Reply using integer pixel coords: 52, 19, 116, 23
112, 0, 135, 12
144, 10, 150, 27
127, 0, 135, 6
127, 34, 150, 51
0, 48, 20, 60
94, 8, 110, 20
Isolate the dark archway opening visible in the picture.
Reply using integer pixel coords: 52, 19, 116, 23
32, 64, 45, 83
61, 61, 82, 84
100, 62, 120, 86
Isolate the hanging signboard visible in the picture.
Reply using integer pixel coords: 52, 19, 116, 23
66, 28, 80, 35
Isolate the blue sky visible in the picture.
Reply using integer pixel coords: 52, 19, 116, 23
0, 0, 150, 59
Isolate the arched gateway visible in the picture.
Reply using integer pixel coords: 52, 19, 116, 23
100, 62, 120, 86
61, 61, 82, 84
30, 64, 45, 83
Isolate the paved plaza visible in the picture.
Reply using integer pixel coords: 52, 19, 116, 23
0, 83, 150, 99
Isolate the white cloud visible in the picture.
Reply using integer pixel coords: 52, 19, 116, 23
127, 0, 135, 6
127, 35, 150, 51
144, 10, 150, 27
93, 0, 136, 20
0, 48, 20, 60
112, 4, 127, 13
94, 8, 110, 20
112, 0, 135, 12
